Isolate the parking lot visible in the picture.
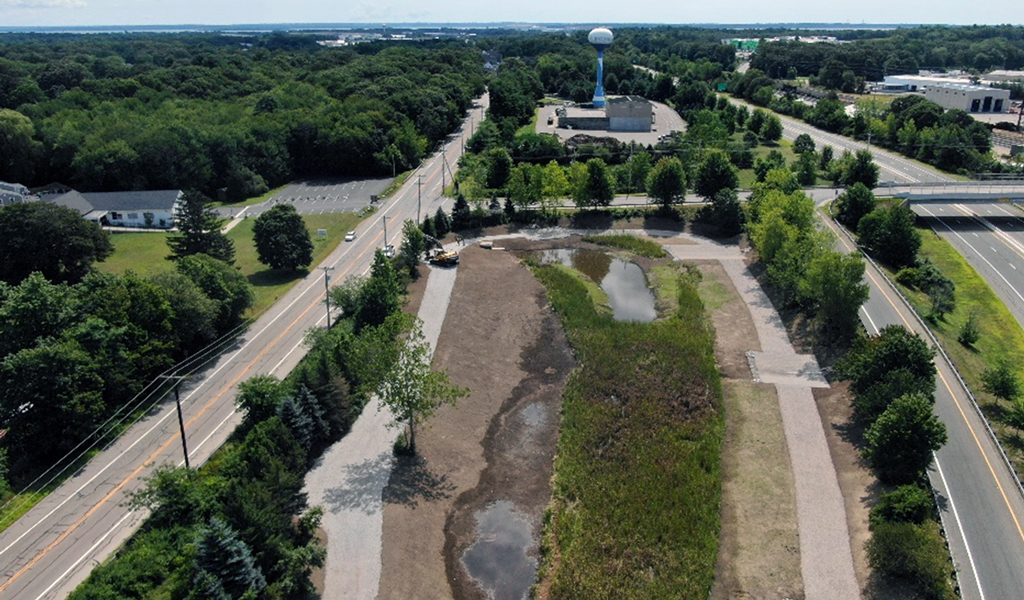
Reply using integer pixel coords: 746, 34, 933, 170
218, 177, 392, 218
535, 99, 686, 146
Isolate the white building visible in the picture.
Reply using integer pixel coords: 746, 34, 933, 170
47, 189, 183, 229
0, 181, 32, 206
925, 83, 1011, 114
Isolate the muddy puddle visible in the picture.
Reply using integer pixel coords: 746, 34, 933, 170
536, 248, 656, 322
461, 501, 537, 600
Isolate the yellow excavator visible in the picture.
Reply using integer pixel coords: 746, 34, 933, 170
423, 234, 459, 267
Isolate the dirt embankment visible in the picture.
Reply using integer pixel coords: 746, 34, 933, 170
377, 244, 575, 600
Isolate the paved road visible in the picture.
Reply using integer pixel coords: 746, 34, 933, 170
727, 97, 954, 186
0, 93, 488, 600
820, 210, 1024, 600
912, 201, 1024, 332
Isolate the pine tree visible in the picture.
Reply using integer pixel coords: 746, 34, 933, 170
277, 395, 314, 448
294, 385, 328, 445
451, 195, 471, 230
167, 190, 235, 264
434, 207, 450, 236
194, 516, 266, 600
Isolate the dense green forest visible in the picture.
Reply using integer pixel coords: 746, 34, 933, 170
751, 25, 1024, 82
0, 33, 485, 199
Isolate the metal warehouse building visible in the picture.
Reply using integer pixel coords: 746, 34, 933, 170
925, 83, 1011, 114
605, 96, 652, 132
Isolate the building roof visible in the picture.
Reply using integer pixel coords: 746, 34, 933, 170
82, 190, 181, 212
928, 82, 1011, 94
46, 189, 181, 217
50, 190, 94, 214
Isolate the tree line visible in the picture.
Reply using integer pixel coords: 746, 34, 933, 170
751, 25, 1024, 82
0, 33, 485, 200
729, 67, 1018, 176
0, 197, 253, 496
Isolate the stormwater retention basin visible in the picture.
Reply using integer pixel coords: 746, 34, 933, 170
538, 248, 656, 322
461, 501, 537, 600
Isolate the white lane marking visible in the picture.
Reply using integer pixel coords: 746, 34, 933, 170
935, 456, 987, 600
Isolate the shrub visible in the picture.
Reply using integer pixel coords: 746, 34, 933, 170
981, 359, 1022, 402
957, 312, 980, 347
870, 485, 933, 527
867, 521, 955, 600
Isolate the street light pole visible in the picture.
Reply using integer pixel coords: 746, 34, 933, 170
321, 266, 335, 328
157, 375, 190, 469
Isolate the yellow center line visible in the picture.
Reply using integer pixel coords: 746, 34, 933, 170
935, 368, 1024, 543
824, 207, 1024, 546
0, 237, 381, 593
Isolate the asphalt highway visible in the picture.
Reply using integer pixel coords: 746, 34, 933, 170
0, 94, 487, 600
732, 92, 1024, 600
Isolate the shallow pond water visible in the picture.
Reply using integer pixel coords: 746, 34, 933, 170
539, 248, 656, 322
461, 500, 537, 600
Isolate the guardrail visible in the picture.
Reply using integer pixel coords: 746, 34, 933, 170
831, 212, 1024, 503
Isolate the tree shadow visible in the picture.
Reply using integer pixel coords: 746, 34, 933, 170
320, 451, 393, 515
382, 453, 456, 508
248, 268, 308, 289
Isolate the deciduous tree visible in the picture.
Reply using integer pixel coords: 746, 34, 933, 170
253, 203, 313, 271
0, 202, 112, 285
646, 156, 687, 209
376, 320, 468, 453
864, 392, 947, 484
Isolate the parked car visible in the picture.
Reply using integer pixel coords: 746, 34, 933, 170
345, 231, 356, 242
383, 244, 395, 258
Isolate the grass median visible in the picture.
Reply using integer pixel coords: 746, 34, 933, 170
533, 259, 723, 599
889, 225, 1024, 478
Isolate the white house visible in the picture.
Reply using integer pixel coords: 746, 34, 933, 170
0, 181, 33, 207
47, 189, 183, 229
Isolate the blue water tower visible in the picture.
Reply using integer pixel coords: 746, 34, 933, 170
589, 27, 613, 108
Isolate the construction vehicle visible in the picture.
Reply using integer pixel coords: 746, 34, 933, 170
423, 234, 459, 267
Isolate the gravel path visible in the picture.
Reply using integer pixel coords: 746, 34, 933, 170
303, 261, 459, 600
666, 242, 859, 600
303, 228, 858, 600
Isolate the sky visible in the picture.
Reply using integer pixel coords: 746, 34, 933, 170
0, 0, 1018, 28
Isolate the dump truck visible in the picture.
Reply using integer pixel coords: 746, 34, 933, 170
423, 234, 459, 267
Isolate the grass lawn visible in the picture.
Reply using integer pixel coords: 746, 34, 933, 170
97, 211, 362, 318
888, 226, 1024, 477
533, 256, 723, 598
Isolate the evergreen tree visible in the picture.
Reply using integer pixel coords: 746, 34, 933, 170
294, 385, 328, 445
277, 395, 313, 448
167, 190, 235, 264
398, 219, 425, 279
421, 215, 436, 238
433, 207, 450, 237
194, 516, 266, 600
451, 195, 471, 230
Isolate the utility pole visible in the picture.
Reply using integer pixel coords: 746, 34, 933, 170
321, 266, 334, 328
157, 374, 190, 469
383, 216, 388, 247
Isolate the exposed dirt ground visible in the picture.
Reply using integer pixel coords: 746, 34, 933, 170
377, 244, 575, 600
376, 227, 881, 600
